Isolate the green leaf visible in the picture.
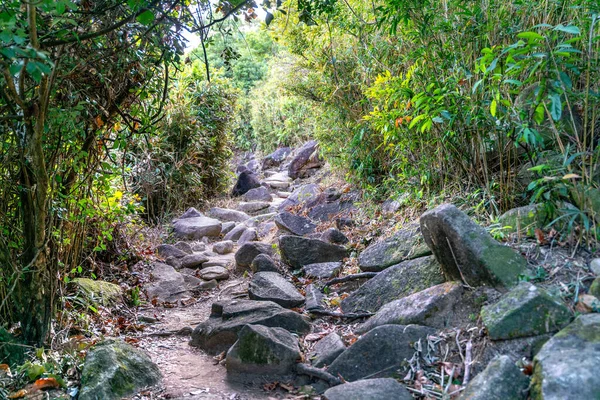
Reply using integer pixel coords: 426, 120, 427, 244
534, 103, 545, 124
136, 10, 154, 25
549, 93, 562, 121
490, 99, 497, 117
517, 31, 545, 41
554, 24, 580, 35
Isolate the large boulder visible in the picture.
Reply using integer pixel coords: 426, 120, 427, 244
288, 140, 323, 179
341, 256, 445, 314
358, 224, 431, 272
226, 324, 300, 375
173, 216, 222, 239
251, 254, 279, 273
460, 355, 529, 400
249, 272, 305, 308
207, 207, 250, 223
278, 183, 322, 211
357, 281, 463, 333
71, 278, 122, 306
327, 325, 435, 382
244, 186, 273, 202
310, 332, 345, 368
262, 147, 292, 169
213, 240, 234, 255
481, 282, 572, 340
279, 235, 348, 270
420, 203, 527, 288
235, 242, 274, 269
190, 300, 310, 354
232, 170, 261, 196
531, 314, 600, 399
323, 378, 412, 400
145, 262, 190, 302
79, 341, 161, 400
274, 211, 316, 236
498, 204, 549, 237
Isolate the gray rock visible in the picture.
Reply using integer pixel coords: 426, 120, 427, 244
249, 272, 305, 308
481, 282, 572, 340
328, 325, 435, 382
323, 378, 412, 400
232, 170, 261, 196
590, 258, 600, 275
341, 256, 445, 314
274, 212, 316, 236
79, 341, 161, 400
279, 235, 348, 269
420, 203, 527, 288
235, 242, 274, 269
263, 147, 292, 169
251, 254, 279, 273
213, 240, 234, 255
165, 256, 181, 269
70, 278, 122, 306
208, 207, 250, 223
190, 300, 310, 354
173, 216, 222, 239
174, 241, 194, 254
224, 224, 247, 241
203, 260, 229, 268
180, 253, 209, 269
382, 199, 402, 214
191, 242, 206, 252
311, 332, 345, 368
531, 314, 600, 400
320, 228, 349, 245
358, 281, 463, 333
221, 221, 236, 235
226, 324, 300, 375
244, 186, 273, 202
198, 266, 230, 281
460, 355, 529, 400
303, 262, 342, 279
279, 183, 322, 211
498, 204, 549, 237
157, 244, 187, 259
288, 140, 323, 179
257, 221, 277, 237
145, 262, 189, 302
358, 224, 431, 272
177, 207, 203, 219
309, 200, 355, 222
237, 201, 270, 214
238, 228, 258, 244
305, 284, 325, 311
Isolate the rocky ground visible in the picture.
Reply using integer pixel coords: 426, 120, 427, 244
58, 140, 600, 399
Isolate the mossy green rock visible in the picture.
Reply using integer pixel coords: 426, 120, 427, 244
341, 255, 445, 314
459, 355, 529, 400
420, 203, 528, 289
531, 314, 600, 400
79, 340, 161, 400
226, 324, 300, 375
358, 223, 431, 272
498, 204, 549, 237
71, 278, 122, 306
481, 282, 572, 340
590, 277, 600, 299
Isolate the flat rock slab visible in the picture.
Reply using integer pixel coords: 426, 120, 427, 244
224, 224, 247, 241
420, 203, 527, 288
278, 184, 322, 210
308, 200, 355, 222
327, 325, 435, 382
249, 272, 305, 308
310, 332, 345, 368
190, 300, 310, 354
303, 262, 342, 279
173, 216, 222, 240
79, 341, 161, 400
235, 242, 274, 269
358, 224, 431, 272
341, 255, 445, 314
481, 282, 572, 340
279, 235, 348, 269
180, 253, 209, 269
208, 207, 250, 223
157, 244, 188, 259
145, 262, 190, 302
226, 324, 300, 375
274, 211, 316, 236
237, 201, 270, 214
460, 355, 529, 400
358, 281, 463, 333
531, 314, 600, 400
244, 186, 273, 202
198, 266, 230, 281
213, 240, 234, 255
323, 378, 412, 400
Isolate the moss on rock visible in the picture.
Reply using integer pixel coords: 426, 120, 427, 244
71, 278, 122, 306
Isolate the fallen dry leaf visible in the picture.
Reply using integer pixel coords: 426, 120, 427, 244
8, 389, 27, 399
33, 377, 60, 390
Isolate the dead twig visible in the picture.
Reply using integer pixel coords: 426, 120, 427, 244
323, 272, 378, 289
308, 309, 373, 319
294, 363, 343, 386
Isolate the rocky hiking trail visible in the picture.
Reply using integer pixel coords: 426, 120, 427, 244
78, 140, 600, 400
